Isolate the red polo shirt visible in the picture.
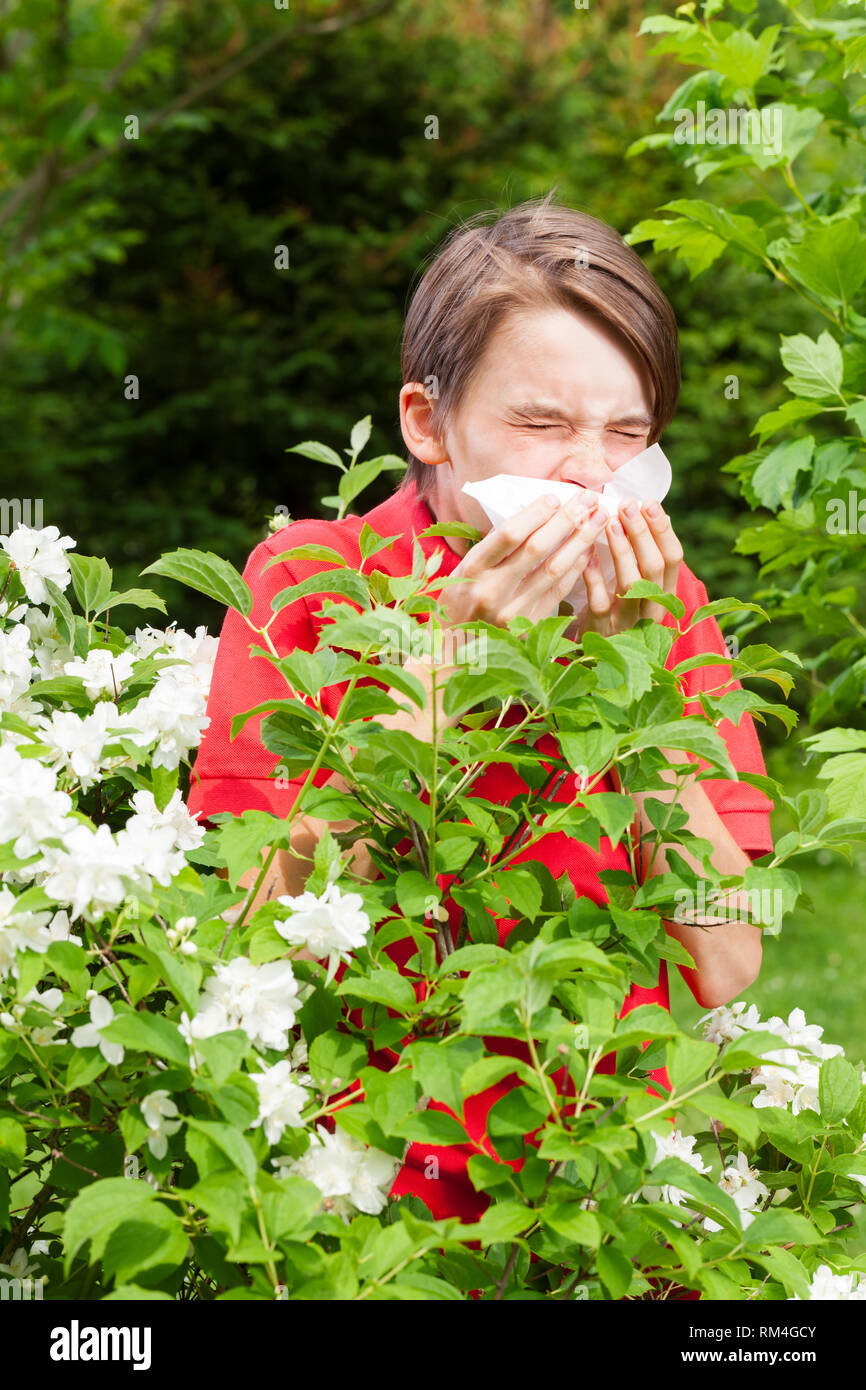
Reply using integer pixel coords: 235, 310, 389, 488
187, 483, 773, 1222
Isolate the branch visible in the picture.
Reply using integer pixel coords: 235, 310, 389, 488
0, 0, 399, 234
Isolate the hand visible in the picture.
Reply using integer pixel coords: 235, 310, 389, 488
578, 499, 683, 637
439, 491, 609, 629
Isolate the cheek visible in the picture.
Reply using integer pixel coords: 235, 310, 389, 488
496, 433, 567, 474
609, 437, 651, 467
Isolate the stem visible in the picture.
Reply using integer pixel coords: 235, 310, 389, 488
248, 1184, 280, 1290
804, 1134, 828, 1212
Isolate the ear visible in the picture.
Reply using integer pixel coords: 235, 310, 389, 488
399, 382, 449, 466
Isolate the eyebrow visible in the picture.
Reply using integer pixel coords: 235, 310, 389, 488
507, 401, 654, 430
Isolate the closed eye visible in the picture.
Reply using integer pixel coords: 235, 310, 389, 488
518, 422, 647, 439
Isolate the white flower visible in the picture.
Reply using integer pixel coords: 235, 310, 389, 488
251, 1059, 311, 1144
703, 1152, 769, 1233
790, 1264, 866, 1301
140, 1089, 183, 1160
161, 625, 218, 687
70, 994, 124, 1066
177, 1011, 207, 1071
765, 1008, 834, 1058
0, 743, 74, 859
278, 1123, 399, 1219
185, 956, 302, 1052
23, 606, 75, 680
119, 674, 210, 770
0, 623, 34, 710
0, 889, 74, 980
632, 1128, 711, 1218
1, 524, 75, 605
128, 789, 205, 852
166, 916, 198, 955
115, 815, 186, 890
63, 647, 136, 700
745, 1005, 845, 1116
21, 985, 67, 1045
132, 623, 217, 683
275, 883, 372, 968
0, 1246, 41, 1279
698, 1000, 762, 1046
37, 820, 136, 922
36, 703, 128, 790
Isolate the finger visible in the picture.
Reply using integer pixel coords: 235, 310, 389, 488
605, 514, 643, 598
617, 500, 666, 587
464, 488, 601, 576
640, 501, 683, 591
515, 504, 608, 599
500, 510, 606, 623
492, 490, 605, 583
582, 547, 613, 619
460, 492, 564, 573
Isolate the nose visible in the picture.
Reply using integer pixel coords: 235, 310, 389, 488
557, 439, 617, 492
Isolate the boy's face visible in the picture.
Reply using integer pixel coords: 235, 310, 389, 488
402, 305, 656, 545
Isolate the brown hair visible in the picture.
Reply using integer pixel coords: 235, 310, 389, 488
400, 192, 680, 496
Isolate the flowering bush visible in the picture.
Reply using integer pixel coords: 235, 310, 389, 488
1, 441, 866, 1301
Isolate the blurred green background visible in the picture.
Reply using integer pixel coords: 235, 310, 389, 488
1, 0, 857, 1052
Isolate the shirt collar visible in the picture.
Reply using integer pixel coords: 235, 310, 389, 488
361, 480, 462, 574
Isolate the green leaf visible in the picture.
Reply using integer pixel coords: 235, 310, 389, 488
93, 587, 167, 617
262, 544, 348, 573
270, 567, 370, 614
741, 1208, 821, 1249
100, 1009, 190, 1067
815, 752, 866, 819
541, 1204, 601, 1247
410, 1037, 485, 1115
63, 1178, 158, 1274
596, 1243, 634, 1300
818, 1054, 861, 1125
0, 1118, 26, 1171
286, 440, 344, 469
395, 870, 434, 919
776, 219, 866, 307
658, 198, 769, 263
687, 1090, 761, 1146
102, 1205, 189, 1286
620, 579, 685, 619
780, 331, 844, 400
196, 1031, 251, 1086
142, 549, 253, 617
751, 437, 815, 510
624, 722, 736, 778
185, 1117, 257, 1181
308, 1030, 369, 1092
392, 1108, 468, 1145
750, 1246, 811, 1300
68, 554, 112, 615
582, 792, 636, 849
337, 972, 417, 1014
666, 1035, 718, 1091
212, 808, 287, 888
492, 867, 543, 921
750, 398, 824, 444
338, 458, 383, 508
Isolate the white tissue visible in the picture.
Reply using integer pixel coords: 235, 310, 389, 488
461, 442, 672, 620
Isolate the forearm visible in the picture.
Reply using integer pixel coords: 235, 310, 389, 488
630, 749, 763, 1008
223, 656, 456, 932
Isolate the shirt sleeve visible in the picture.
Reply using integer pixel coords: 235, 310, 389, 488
666, 563, 774, 859
185, 529, 350, 828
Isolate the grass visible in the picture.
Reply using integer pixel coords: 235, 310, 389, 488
668, 743, 866, 1066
